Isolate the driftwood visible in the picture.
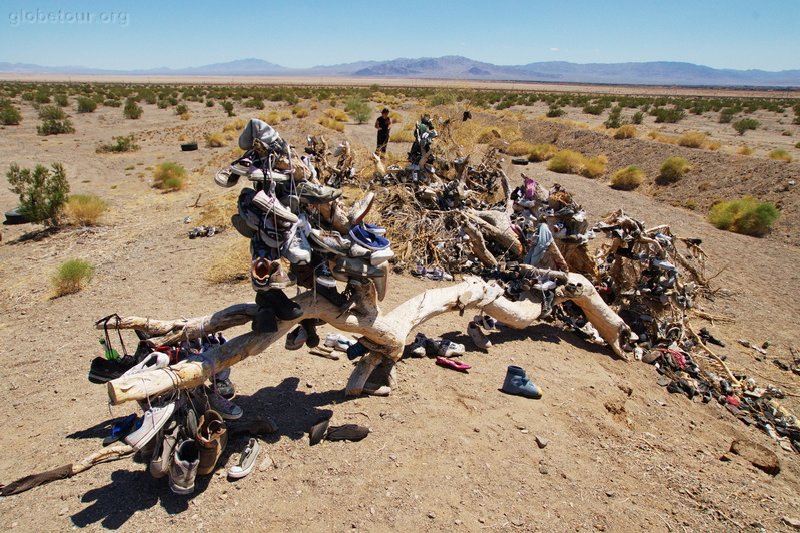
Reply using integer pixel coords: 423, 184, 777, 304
101, 272, 631, 406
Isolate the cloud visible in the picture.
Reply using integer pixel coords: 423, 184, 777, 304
550, 47, 560, 52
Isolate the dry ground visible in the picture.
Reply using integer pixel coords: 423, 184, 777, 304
0, 86, 799, 532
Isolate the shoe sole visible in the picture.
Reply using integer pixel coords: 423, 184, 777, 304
227, 463, 255, 479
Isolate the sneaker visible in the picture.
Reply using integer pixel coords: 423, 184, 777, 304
501, 365, 542, 399
309, 229, 351, 255
283, 220, 312, 264
102, 413, 138, 446
252, 190, 299, 223
196, 409, 228, 475
349, 225, 390, 251
124, 401, 176, 450
212, 377, 236, 400
332, 255, 386, 280
315, 263, 338, 288
267, 260, 294, 289
88, 355, 138, 384
150, 420, 180, 479
285, 325, 308, 350
228, 438, 260, 479
324, 333, 355, 352
467, 321, 492, 350
122, 351, 170, 377
204, 386, 243, 420
437, 339, 465, 357
252, 306, 278, 333
255, 290, 303, 320
368, 247, 394, 266
473, 314, 499, 332
363, 223, 386, 236
294, 181, 342, 204
348, 191, 375, 225
214, 166, 241, 188
230, 213, 256, 239
373, 262, 390, 302
301, 318, 320, 348
251, 243, 274, 291
169, 439, 200, 495
346, 341, 369, 361
409, 333, 428, 357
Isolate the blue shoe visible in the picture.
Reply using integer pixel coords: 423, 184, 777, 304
348, 225, 390, 251
103, 413, 138, 446
501, 365, 542, 399
346, 341, 369, 361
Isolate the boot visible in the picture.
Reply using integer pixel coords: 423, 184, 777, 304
256, 289, 303, 320
169, 439, 200, 495
502, 365, 542, 399
195, 409, 228, 475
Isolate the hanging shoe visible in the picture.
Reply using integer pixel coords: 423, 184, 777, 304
467, 321, 492, 350
124, 401, 177, 450
122, 351, 170, 377
150, 420, 180, 479
294, 181, 342, 204
195, 409, 228, 475
203, 386, 243, 420
285, 325, 308, 351
348, 225, 390, 251
267, 260, 295, 290
283, 219, 313, 264
348, 191, 375, 225
252, 306, 278, 333
212, 377, 235, 400
256, 290, 303, 320
501, 365, 542, 399
309, 229, 351, 256
251, 190, 299, 223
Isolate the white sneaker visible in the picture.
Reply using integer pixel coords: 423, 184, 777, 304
369, 247, 394, 266
409, 333, 428, 357
282, 218, 312, 265
125, 401, 176, 450
122, 352, 170, 377
324, 333, 354, 352
467, 321, 492, 350
473, 314, 500, 331
228, 438, 260, 479
252, 190, 298, 223
437, 339, 465, 357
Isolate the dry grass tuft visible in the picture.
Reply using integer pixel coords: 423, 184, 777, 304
64, 194, 107, 226
768, 149, 792, 162
610, 166, 645, 190
324, 108, 349, 122
390, 123, 415, 143
737, 145, 754, 156
205, 132, 227, 148
196, 193, 236, 228
503, 140, 534, 156
153, 162, 187, 191
548, 150, 607, 178
52, 258, 93, 297
223, 118, 246, 132
678, 131, 708, 148
319, 116, 346, 132
528, 143, 558, 162
613, 125, 637, 139
292, 106, 309, 118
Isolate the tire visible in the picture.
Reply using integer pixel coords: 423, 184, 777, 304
511, 157, 529, 166
4, 207, 29, 225
181, 142, 198, 152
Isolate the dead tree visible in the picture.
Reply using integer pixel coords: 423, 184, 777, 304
100, 272, 632, 406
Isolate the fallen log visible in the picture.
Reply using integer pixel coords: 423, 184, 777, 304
104, 272, 630, 405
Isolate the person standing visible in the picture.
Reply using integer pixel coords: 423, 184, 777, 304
374, 107, 392, 156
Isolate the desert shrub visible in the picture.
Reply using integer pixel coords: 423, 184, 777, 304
205, 99, 214, 107
528, 143, 558, 162
64, 194, 107, 226
708, 197, 779, 237
610, 165, 644, 190
658, 156, 691, 184
795, 142, 800, 149
603, 106, 623, 128
613, 124, 637, 139
221, 101, 235, 116
429, 92, 456, 106
157, 99, 169, 109
504, 140, 534, 156
123, 99, 143, 119
6, 162, 70, 226
52, 259, 93, 297
243, 98, 264, 110
175, 103, 189, 115
583, 102, 608, 115
223, 118, 246, 132
76, 96, 97, 113
651, 107, 685, 123
345, 97, 371, 124
768, 149, 792, 162
37, 105, 75, 135
582, 155, 608, 178
733, 118, 759, 135
292, 105, 309, 118
324, 108, 349, 122
152, 162, 187, 191
738, 145, 754, 156
547, 150, 585, 174
205, 132, 226, 147
97, 134, 139, 153
546, 105, 564, 118
0, 98, 22, 124
782, 130, 792, 136
678, 131, 707, 148
389, 111, 402, 123
33, 91, 51, 104
103, 99, 121, 108
631, 111, 644, 124
318, 116, 345, 132
54, 93, 68, 107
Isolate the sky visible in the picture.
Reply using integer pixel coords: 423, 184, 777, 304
1, 0, 799, 71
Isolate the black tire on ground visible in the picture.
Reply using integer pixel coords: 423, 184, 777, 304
511, 157, 529, 166
181, 142, 198, 152
4, 207, 29, 225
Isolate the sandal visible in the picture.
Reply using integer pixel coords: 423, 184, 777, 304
436, 356, 471, 373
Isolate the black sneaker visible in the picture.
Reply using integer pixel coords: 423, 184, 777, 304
301, 318, 320, 348
252, 307, 278, 333
88, 356, 138, 384
255, 290, 303, 321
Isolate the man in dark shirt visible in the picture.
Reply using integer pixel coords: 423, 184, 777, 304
374, 107, 392, 157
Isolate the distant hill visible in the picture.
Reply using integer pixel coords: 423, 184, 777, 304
1, 55, 799, 87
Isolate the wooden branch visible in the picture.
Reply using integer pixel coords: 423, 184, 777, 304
462, 211, 523, 258
105, 273, 630, 403
462, 221, 498, 267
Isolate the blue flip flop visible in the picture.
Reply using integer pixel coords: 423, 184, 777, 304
103, 413, 138, 446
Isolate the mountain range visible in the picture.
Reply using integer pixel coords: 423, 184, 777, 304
2, 56, 799, 87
